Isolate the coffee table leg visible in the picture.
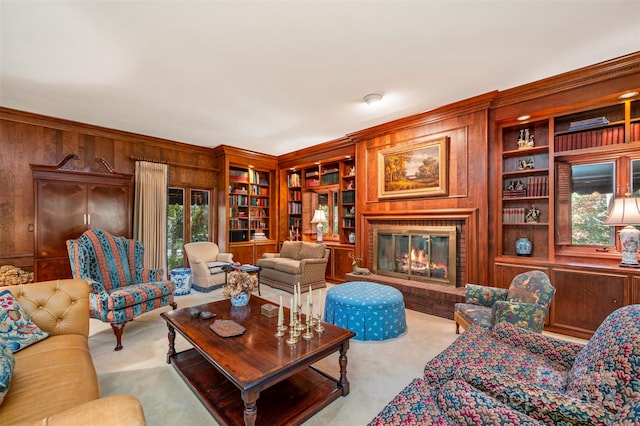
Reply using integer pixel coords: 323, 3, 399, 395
241, 390, 259, 426
165, 323, 176, 364
338, 341, 351, 395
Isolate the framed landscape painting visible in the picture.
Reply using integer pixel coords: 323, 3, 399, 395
378, 136, 448, 199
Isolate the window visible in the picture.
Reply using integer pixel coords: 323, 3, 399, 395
570, 162, 615, 246
167, 187, 212, 269
633, 159, 640, 196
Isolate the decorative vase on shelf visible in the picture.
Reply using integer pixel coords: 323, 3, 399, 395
349, 232, 356, 244
515, 237, 532, 256
230, 292, 250, 307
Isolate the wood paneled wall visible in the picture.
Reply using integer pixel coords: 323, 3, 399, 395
0, 108, 219, 271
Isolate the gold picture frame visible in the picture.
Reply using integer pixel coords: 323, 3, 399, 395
378, 136, 448, 199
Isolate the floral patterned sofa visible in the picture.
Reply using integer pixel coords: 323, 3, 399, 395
370, 304, 640, 425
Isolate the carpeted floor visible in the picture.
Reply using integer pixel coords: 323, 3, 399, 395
88, 283, 582, 426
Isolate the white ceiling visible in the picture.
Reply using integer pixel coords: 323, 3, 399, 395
1, 1, 639, 156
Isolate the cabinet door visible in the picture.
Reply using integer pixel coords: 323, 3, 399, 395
333, 246, 354, 282
550, 268, 627, 338
36, 179, 86, 258
88, 183, 131, 237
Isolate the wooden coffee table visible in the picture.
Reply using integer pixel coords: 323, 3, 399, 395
161, 294, 356, 425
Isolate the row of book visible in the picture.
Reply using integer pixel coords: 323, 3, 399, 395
249, 170, 269, 185
343, 218, 355, 228
289, 190, 302, 201
229, 169, 249, 183
524, 176, 548, 197
250, 198, 268, 207
229, 219, 248, 230
555, 126, 624, 151
503, 208, 526, 224
289, 217, 302, 228
288, 173, 301, 187
229, 194, 249, 206
288, 201, 302, 214
250, 186, 269, 196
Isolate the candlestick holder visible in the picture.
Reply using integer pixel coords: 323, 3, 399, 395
296, 305, 305, 332
314, 313, 325, 333
302, 322, 314, 340
275, 323, 287, 337
286, 322, 298, 345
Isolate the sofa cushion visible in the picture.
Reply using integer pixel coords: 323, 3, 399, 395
274, 259, 302, 275
0, 334, 100, 425
298, 243, 326, 260
0, 339, 14, 407
280, 241, 302, 259
0, 290, 49, 352
256, 258, 278, 269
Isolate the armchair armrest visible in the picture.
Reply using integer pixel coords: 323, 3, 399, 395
217, 253, 234, 263
465, 283, 508, 307
492, 322, 583, 370
458, 367, 615, 425
492, 300, 547, 333
438, 379, 544, 425
139, 267, 164, 282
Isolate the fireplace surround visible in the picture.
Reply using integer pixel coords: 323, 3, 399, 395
373, 226, 457, 286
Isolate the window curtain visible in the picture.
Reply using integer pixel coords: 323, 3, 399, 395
133, 161, 168, 272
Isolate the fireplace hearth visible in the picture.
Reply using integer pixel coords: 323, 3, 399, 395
373, 225, 457, 286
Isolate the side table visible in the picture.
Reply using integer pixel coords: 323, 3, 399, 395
222, 264, 262, 296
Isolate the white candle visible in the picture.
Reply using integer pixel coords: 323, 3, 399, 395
318, 289, 323, 314
290, 297, 294, 324
309, 285, 312, 304
278, 296, 283, 326
306, 293, 310, 317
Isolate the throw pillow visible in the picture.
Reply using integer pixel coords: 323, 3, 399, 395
0, 290, 49, 352
0, 339, 14, 406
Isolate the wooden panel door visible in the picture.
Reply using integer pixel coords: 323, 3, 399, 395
88, 183, 132, 237
332, 246, 354, 283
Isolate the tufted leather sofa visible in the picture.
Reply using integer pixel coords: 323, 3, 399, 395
257, 241, 329, 293
0, 279, 146, 425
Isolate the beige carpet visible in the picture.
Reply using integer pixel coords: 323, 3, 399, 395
89, 283, 583, 426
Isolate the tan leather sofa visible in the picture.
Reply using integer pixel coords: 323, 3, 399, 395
0, 279, 146, 425
257, 241, 329, 293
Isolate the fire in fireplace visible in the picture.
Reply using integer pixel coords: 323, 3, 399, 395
373, 226, 457, 286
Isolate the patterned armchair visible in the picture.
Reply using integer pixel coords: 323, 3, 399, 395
67, 228, 176, 350
370, 304, 640, 425
454, 269, 555, 334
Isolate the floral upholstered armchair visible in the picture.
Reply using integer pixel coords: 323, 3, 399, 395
67, 228, 176, 350
454, 269, 555, 334
371, 304, 640, 425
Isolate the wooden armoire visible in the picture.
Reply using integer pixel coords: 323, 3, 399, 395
31, 154, 133, 281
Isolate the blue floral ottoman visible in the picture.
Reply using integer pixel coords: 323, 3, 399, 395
323, 281, 407, 341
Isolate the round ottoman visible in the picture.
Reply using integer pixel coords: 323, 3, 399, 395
323, 281, 407, 341
170, 268, 192, 296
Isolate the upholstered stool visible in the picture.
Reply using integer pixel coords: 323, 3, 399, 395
323, 281, 407, 341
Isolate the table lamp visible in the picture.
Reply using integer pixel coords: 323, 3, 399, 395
310, 209, 328, 243
604, 194, 640, 268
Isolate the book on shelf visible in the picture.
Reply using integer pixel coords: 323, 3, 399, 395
568, 116, 609, 130
502, 207, 526, 224
288, 173, 301, 187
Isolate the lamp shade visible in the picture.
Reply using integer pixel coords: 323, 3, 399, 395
310, 209, 328, 224
604, 197, 640, 226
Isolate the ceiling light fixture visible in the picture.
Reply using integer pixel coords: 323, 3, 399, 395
517, 115, 531, 121
363, 93, 383, 106
618, 91, 639, 100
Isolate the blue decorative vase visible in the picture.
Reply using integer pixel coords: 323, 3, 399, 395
170, 268, 192, 296
230, 292, 250, 307
515, 237, 532, 256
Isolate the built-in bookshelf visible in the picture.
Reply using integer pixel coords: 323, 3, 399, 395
287, 170, 302, 240
340, 159, 356, 244
228, 166, 271, 243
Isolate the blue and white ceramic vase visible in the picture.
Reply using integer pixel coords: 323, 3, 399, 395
230, 292, 250, 307
515, 237, 532, 256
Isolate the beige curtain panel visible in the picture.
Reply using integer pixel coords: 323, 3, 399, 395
133, 161, 168, 272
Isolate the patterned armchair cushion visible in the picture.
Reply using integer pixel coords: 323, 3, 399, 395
453, 303, 492, 329
424, 323, 570, 391
506, 270, 555, 310
438, 379, 545, 425
457, 366, 615, 425
492, 301, 547, 332
566, 304, 640, 413
367, 377, 456, 425
464, 283, 508, 307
